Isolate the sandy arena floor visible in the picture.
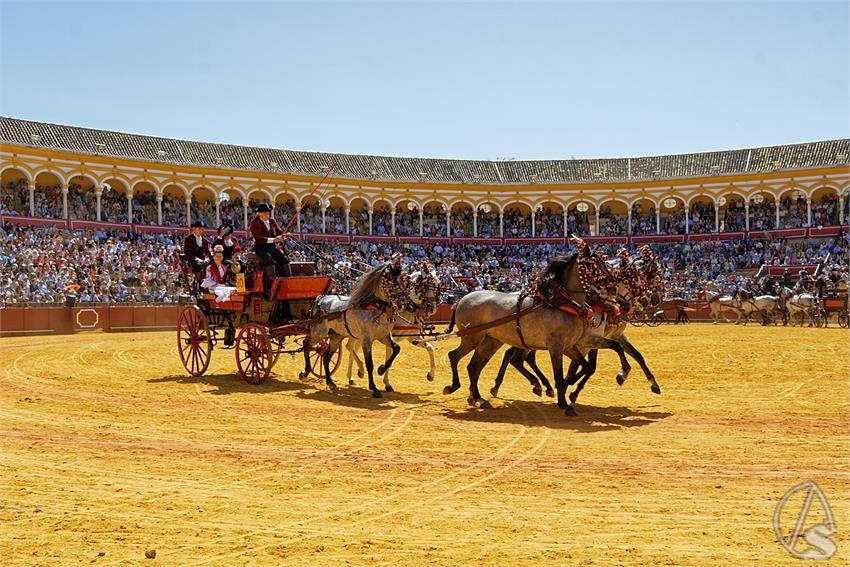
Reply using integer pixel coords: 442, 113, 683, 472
1, 324, 848, 566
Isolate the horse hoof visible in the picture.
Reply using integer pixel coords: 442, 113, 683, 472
348, 379, 355, 386
564, 406, 578, 417
489, 387, 499, 398
372, 390, 382, 398
377, 364, 387, 376
616, 372, 625, 386
479, 400, 493, 409
357, 370, 364, 379
443, 385, 456, 395
327, 382, 338, 391
298, 372, 308, 380
545, 389, 555, 398
426, 372, 434, 382
568, 392, 578, 404
557, 399, 566, 410
651, 383, 661, 395
532, 386, 543, 397
467, 396, 476, 407
385, 385, 394, 393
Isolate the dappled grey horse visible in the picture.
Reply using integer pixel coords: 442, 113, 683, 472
345, 269, 441, 390
444, 249, 634, 416
302, 262, 405, 398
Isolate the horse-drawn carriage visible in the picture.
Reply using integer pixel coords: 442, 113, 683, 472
174, 253, 342, 384
823, 289, 848, 328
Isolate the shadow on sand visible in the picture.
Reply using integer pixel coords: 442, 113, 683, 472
149, 373, 305, 395
294, 384, 431, 411
441, 399, 672, 432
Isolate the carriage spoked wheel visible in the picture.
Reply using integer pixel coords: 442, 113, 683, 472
838, 311, 849, 328
645, 311, 664, 327
308, 338, 341, 379
629, 312, 645, 327
235, 323, 273, 384
177, 306, 212, 377
813, 308, 826, 328
269, 336, 286, 366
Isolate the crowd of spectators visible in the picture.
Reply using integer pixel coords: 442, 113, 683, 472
2, 221, 846, 306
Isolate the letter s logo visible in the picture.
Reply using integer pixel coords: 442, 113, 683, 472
799, 523, 837, 561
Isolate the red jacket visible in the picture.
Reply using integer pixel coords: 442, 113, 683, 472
183, 233, 210, 268
249, 216, 283, 254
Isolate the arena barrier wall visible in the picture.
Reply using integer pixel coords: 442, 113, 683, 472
1, 303, 720, 337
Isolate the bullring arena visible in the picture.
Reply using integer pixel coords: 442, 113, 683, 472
1, 119, 849, 566
1, 326, 848, 566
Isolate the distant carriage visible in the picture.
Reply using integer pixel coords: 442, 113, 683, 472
173, 252, 341, 384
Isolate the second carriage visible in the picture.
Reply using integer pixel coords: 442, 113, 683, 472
174, 254, 343, 384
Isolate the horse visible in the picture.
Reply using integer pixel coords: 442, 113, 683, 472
701, 290, 744, 324
780, 286, 820, 327
301, 260, 407, 398
443, 248, 641, 416
344, 268, 441, 390
734, 289, 782, 325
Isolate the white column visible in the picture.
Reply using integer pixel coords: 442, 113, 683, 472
531, 212, 536, 237
499, 212, 504, 238
391, 210, 396, 235
806, 197, 812, 227
714, 203, 719, 233
296, 203, 301, 232
418, 209, 423, 236
60, 183, 69, 219
594, 209, 600, 236
774, 199, 780, 229
684, 207, 689, 235
368, 207, 373, 235
840, 197, 845, 225
627, 209, 632, 235
215, 200, 221, 228
445, 209, 451, 237
745, 202, 750, 232
563, 210, 568, 237
156, 195, 163, 226
242, 201, 249, 231
127, 193, 133, 224
345, 207, 350, 234
27, 181, 35, 217
322, 203, 327, 233
186, 199, 192, 226
655, 208, 661, 234
473, 210, 478, 237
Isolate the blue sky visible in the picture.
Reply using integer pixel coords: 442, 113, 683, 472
1, 1, 847, 160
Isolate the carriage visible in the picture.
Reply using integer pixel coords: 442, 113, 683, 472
822, 290, 849, 328
173, 253, 343, 384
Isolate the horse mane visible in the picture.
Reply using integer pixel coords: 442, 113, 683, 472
349, 262, 391, 307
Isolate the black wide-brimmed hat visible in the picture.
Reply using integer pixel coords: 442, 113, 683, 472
255, 203, 272, 213
190, 220, 207, 228
217, 224, 233, 236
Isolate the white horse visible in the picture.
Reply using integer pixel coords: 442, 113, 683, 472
781, 286, 820, 327
345, 269, 441, 390
702, 291, 745, 324
734, 290, 782, 325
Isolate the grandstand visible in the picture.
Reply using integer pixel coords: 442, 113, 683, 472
1, 117, 848, 241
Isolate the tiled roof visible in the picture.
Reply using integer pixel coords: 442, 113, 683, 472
2, 116, 848, 184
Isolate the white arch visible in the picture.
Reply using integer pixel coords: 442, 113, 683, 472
0, 164, 33, 181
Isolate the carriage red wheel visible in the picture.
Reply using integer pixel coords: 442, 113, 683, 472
177, 306, 212, 377
235, 323, 272, 384
308, 338, 341, 379
839, 311, 848, 328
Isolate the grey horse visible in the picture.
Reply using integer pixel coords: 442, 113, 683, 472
301, 262, 405, 398
345, 269, 442, 389
443, 251, 634, 416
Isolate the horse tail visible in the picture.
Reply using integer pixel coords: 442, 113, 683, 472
443, 302, 458, 334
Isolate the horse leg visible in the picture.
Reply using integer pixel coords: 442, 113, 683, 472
582, 334, 631, 384
618, 334, 661, 394
445, 335, 483, 395
377, 334, 400, 377
361, 339, 382, 398
346, 338, 363, 385
420, 340, 436, 382
524, 351, 554, 398
568, 350, 598, 405
466, 337, 501, 408
509, 349, 543, 396
491, 347, 519, 398
550, 346, 576, 416
323, 335, 343, 390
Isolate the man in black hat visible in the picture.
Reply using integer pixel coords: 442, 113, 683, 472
248, 203, 291, 276
183, 220, 211, 275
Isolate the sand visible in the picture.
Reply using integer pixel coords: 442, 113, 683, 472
1, 324, 848, 566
